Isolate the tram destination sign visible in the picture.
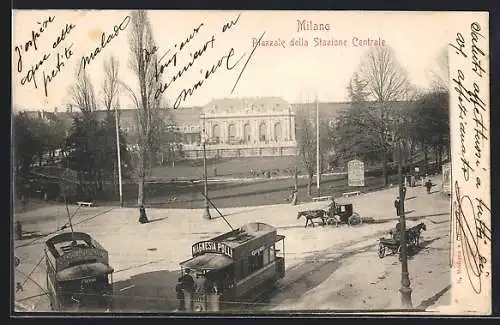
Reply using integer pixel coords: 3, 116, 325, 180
56, 248, 109, 270
192, 241, 233, 258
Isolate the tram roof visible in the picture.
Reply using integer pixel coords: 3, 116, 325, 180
56, 262, 114, 281
180, 253, 233, 271
45, 232, 105, 258
212, 222, 277, 248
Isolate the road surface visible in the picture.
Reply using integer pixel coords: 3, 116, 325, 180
13, 175, 450, 312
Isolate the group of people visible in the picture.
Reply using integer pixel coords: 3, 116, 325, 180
175, 269, 223, 311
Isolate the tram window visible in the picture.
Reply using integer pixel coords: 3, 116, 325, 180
249, 252, 264, 273
269, 245, 275, 262
239, 258, 246, 279
263, 247, 270, 265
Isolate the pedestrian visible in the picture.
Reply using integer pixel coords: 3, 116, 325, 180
138, 205, 149, 224
290, 188, 298, 206
194, 273, 207, 294
176, 278, 184, 311
16, 282, 24, 293
15, 221, 22, 240
394, 196, 401, 216
179, 269, 195, 310
425, 179, 432, 194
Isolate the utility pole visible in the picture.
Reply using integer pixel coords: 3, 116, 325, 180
398, 139, 412, 308
202, 113, 211, 220
114, 105, 123, 207
316, 97, 320, 197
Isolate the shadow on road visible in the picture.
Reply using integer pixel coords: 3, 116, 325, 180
145, 217, 167, 224
416, 284, 451, 310
19, 232, 45, 240
112, 269, 180, 312
257, 243, 377, 310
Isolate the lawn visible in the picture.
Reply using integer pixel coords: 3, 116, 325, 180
150, 156, 304, 179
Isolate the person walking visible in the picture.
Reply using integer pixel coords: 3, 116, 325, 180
179, 269, 195, 311
138, 205, 149, 224
394, 196, 401, 216
425, 179, 432, 194
290, 188, 298, 206
176, 278, 185, 311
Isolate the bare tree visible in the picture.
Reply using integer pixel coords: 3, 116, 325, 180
360, 46, 411, 103
349, 46, 412, 186
124, 10, 164, 209
428, 46, 449, 93
102, 56, 120, 111
71, 69, 97, 116
295, 102, 330, 197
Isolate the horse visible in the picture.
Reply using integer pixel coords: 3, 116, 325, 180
407, 222, 426, 247
297, 210, 327, 228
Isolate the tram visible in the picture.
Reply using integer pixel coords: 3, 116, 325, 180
178, 222, 286, 312
44, 232, 114, 311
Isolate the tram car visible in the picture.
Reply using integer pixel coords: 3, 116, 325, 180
178, 222, 286, 312
44, 232, 114, 311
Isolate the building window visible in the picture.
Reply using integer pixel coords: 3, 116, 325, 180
269, 245, 275, 262
228, 124, 236, 142
243, 123, 251, 142
274, 122, 282, 142
259, 122, 266, 142
212, 124, 220, 143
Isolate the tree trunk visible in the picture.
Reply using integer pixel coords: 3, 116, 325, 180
434, 143, 439, 164
294, 168, 298, 190
137, 150, 147, 207
307, 171, 313, 196
382, 150, 389, 187
423, 141, 428, 166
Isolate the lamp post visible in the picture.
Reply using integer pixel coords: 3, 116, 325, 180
114, 106, 123, 207
398, 139, 412, 308
315, 97, 320, 197
201, 114, 211, 220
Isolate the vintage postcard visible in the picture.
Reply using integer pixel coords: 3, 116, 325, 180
11, 10, 491, 315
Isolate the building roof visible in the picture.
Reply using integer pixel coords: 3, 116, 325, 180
204, 97, 292, 115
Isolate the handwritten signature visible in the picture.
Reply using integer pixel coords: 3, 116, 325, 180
453, 181, 491, 294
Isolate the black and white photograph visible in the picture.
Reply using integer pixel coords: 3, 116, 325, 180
11, 10, 491, 314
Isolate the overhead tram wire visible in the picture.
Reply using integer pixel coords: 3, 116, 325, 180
189, 180, 234, 231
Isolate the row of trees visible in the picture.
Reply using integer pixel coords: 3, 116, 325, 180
296, 45, 450, 194
13, 10, 183, 205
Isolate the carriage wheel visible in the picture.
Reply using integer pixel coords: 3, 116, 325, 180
348, 213, 362, 226
378, 243, 386, 258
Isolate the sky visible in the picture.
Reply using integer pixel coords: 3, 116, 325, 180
11, 10, 473, 111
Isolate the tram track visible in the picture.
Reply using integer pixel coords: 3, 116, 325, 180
251, 215, 448, 310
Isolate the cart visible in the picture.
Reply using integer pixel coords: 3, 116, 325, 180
378, 222, 427, 259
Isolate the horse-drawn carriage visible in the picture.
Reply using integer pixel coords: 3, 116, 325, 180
378, 222, 427, 259
297, 198, 362, 228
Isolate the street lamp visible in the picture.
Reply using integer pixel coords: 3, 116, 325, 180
397, 139, 412, 308
201, 113, 211, 220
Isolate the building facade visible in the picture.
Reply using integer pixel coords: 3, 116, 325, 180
183, 98, 297, 159
18, 98, 352, 160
